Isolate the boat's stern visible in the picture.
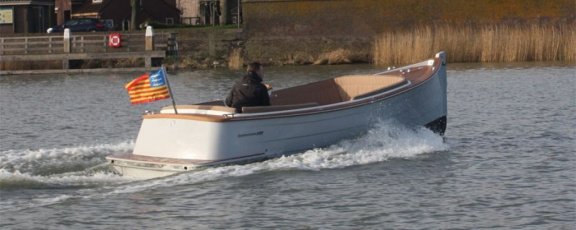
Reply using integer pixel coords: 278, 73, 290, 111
105, 110, 268, 179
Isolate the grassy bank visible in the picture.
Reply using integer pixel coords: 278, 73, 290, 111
374, 23, 576, 65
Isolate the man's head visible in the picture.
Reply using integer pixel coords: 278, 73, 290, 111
247, 62, 263, 75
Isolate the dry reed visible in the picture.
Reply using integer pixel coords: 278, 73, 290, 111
374, 23, 576, 65
314, 48, 353, 65
228, 47, 244, 70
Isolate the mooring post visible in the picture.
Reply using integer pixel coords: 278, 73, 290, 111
63, 29, 71, 69
145, 26, 154, 51
145, 26, 154, 68
63, 29, 71, 53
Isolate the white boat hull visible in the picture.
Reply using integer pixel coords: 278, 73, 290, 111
107, 52, 448, 179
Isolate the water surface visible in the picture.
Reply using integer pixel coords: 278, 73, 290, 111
1, 62, 574, 229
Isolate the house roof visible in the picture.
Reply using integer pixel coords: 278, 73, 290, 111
71, 0, 106, 18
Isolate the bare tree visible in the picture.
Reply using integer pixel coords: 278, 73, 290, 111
130, 0, 139, 31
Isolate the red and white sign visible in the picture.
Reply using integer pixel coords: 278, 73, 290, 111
108, 33, 121, 48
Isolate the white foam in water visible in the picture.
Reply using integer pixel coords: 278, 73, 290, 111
0, 141, 136, 212
0, 141, 134, 189
1, 141, 134, 163
109, 121, 448, 195
250, 121, 446, 171
0, 169, 126, 188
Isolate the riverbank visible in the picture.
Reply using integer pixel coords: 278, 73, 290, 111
167, 22, 576, 69
1, 22, 574, 75
374, 23, 576, 65
171, 22, 576, 69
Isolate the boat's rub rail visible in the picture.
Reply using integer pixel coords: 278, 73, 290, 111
108, 153, 214, 165
107, 152, 268, 167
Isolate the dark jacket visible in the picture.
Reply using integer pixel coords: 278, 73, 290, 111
225, 71, 270, 112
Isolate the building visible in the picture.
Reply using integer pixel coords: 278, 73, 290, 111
0, 0, 242, 34
53, 0, 85, 25
72, 0, 181, 30
0, 0, 54, 34
177, 0, 201, 25
178, 0, 241, 25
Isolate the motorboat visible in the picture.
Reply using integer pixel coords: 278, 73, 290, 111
106, 51, 448, 179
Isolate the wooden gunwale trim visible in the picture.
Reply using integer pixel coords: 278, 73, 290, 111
161, 104, 236, 113
143, 113, 229, 122
143, 57, 441, 123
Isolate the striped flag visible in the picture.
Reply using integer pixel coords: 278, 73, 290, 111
125, 68, 171, 105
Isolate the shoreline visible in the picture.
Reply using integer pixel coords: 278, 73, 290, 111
2, 60, 575, 76
1, 22, 574, 75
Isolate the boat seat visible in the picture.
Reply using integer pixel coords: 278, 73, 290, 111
242, 102, 319, 113
270, 78, 344, 106
270, 75, 406, 106
334, 75, 407, 100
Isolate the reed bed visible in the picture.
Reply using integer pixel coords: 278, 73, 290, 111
374, 23, 576, 65
228, 47, 244, 70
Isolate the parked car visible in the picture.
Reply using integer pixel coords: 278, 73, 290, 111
47, 18, 107, 33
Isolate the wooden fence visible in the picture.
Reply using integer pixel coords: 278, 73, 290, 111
0, 29, 174, 73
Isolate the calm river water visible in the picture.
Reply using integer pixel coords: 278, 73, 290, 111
1, 62, 574, 229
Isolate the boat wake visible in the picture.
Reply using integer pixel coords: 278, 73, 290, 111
0, 121, 447, 211
0, 141, 134, 189
109, 121, 448, 194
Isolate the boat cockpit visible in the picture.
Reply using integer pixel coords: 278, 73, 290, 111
160, 74, 408, 115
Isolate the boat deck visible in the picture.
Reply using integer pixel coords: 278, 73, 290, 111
155, 57, 438, 119
160, 74, 411, 115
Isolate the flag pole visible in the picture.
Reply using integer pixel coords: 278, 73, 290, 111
162, 65, 178, 114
